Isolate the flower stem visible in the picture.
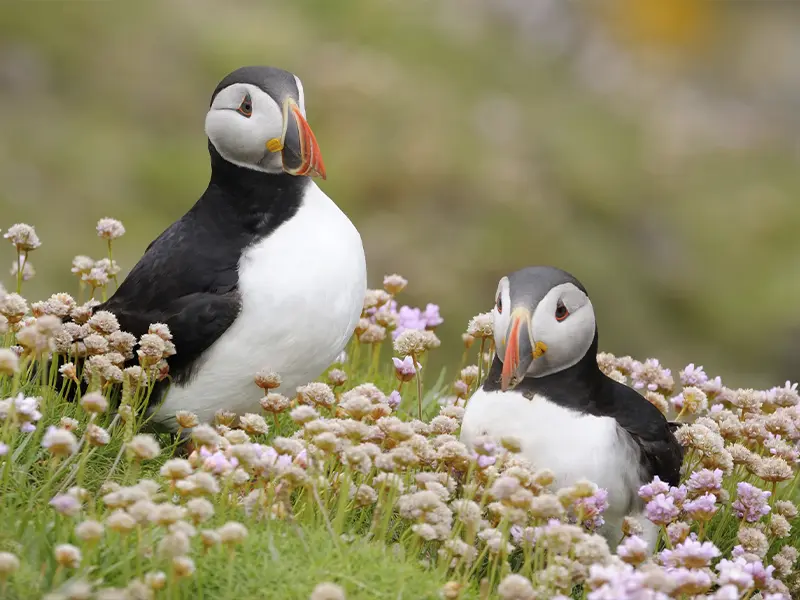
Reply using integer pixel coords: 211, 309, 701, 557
413, 353, 423, 420
477, 338, 486, 386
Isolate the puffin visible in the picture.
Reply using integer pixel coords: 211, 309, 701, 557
459, 266, 683, 551
96, 66, 366, 431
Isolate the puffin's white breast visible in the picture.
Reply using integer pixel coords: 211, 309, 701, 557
153, 182, 366, 428
460, 388, 643, 519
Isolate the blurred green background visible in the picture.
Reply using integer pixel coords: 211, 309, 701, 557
2, 0, 799, 388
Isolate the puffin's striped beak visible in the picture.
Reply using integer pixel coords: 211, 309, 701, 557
501, 307, 547, 391
269, 98, 327, 180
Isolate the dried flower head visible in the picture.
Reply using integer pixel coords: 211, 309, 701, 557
239, 413, 269, 436
297, 382, 335, 408
175, 411, 199, 429
462, 333, 475, 349
172, 556, 195, 578
54, 544, 81, 568
255, 369, 282, 390
383, 274, 408, 295
327, 368, 347, 387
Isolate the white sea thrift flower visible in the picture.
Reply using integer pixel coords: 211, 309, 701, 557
172, 556, 195, 578
394, 329, 439, 357
0, 348, 19, 376
96, 217, 126, 240
295, 382, 334, 409
75, 520, 104, 543
126, 434, 160, 461
310, 582, 346, 600
80, 391, 108, 414
239, 413, 269, 435
42, 426, 78, 457
0, 551, 20, 578
466, 312, 493, 338
217, 522, 248, 546
158, 531, 190, 558
4, 223, 41, 251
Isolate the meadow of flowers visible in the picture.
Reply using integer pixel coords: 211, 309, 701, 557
0, 220, 798, 600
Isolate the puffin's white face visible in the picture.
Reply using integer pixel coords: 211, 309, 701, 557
493, 274, 596, 389
204, 75, 325, 178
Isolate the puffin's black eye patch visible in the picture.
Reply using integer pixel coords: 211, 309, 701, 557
237, 93, 253, 118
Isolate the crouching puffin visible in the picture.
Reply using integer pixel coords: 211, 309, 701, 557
97, 66, 367, 431
460, 266, 683, 550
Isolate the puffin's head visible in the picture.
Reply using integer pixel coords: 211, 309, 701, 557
492, 266, 596, 391
205, 66, 326, 179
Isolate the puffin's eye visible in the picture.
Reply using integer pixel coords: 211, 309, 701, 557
555, 300, 569, 322
496, 294, 503, 314
237, 93, 253, 117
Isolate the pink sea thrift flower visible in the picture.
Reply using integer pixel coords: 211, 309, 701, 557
731, 482, 771, 522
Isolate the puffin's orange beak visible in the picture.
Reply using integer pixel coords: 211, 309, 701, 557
501, 307, 546, 391
268, 98, 326, 180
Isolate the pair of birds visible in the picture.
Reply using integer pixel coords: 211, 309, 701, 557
97, 66, 682, 550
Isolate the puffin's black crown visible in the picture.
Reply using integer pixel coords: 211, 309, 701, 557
209, 65, 300, 106
507, 265, 589, 297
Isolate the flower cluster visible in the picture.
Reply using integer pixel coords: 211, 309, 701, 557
0, 221, 798, 600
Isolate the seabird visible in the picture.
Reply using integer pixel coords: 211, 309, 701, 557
460, 266, 683, 550
97, 66, 366, 431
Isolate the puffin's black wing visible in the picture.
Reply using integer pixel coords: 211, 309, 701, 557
98, 207, 245, 382
604, 380, 684, 488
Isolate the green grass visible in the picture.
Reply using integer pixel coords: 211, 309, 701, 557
5, 516, 464, 600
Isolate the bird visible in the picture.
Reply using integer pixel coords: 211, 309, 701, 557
95, 65, 367, 433
459, 266, 683, 551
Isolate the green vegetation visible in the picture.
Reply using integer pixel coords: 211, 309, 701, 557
0, 221, 798, 599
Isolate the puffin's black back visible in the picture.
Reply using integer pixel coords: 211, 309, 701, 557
94, 148, 308, 396
482, 331, 684, 488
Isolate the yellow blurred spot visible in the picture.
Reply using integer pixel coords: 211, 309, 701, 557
533, 341, 548, 359
599, 0, 712, 52
266, 138, 283, 153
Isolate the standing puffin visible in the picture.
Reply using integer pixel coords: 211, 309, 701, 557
460, 266, 682, 550
97, 66, 366, 431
